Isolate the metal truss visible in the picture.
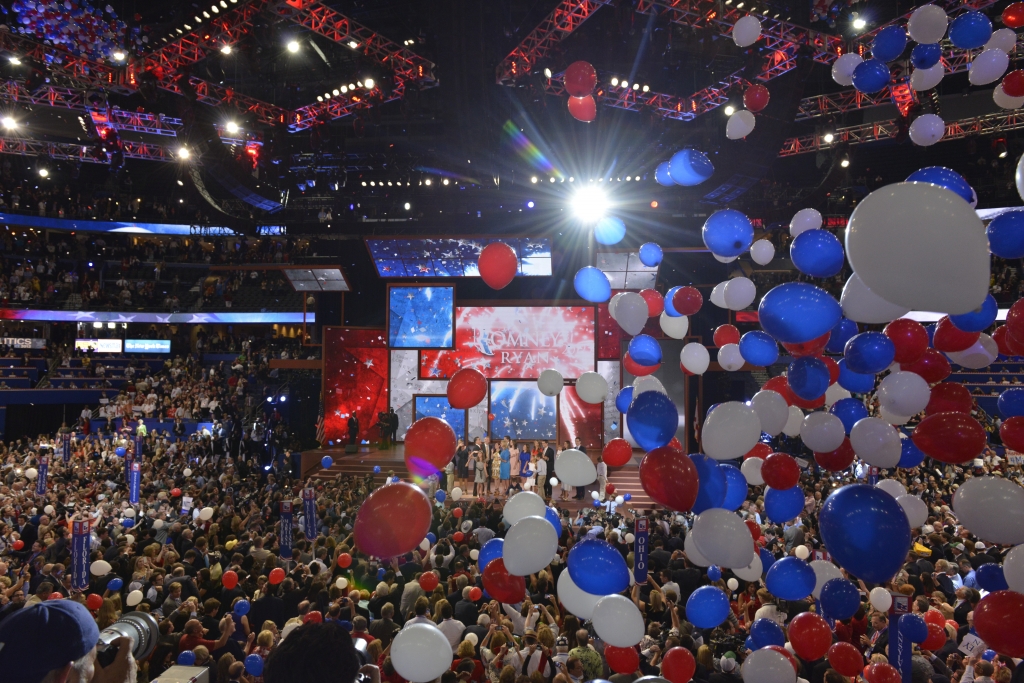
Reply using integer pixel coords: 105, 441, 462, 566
0, 136, 174, 162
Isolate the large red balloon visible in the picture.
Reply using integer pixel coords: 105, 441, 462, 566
419, 571, 439, 592
713, 324, 741, 347
447, 368, 488, 409
921, 622, 947, 651
923, 609, 946, 627
482, 559, 526, 604
354, 482, 432, 558
884, 318, 929, 365
814, 438, 856, 472
901, 349, 951, 384
975, 591, 1024, 657
672, 287, 703, 316
639, 289, 664, 317
605, 646, 640, 675
743, 84, 770, 113
933, 316, 981, 353
222, 570, 238, 590
478, 242, 518, 289
761, 453, 800, 490
1000, 416, 1024, 452
782, 332, 830, 358
788, 612, 833, 661
639, 445, 699, 512
1004, 69, 1024, 97
564, 60, 597, 97
864, 663, 902, 683
763, 376, 796, 406
925, 383, 972, 416
404, 416, 457, 477
661, 647, 696, 683
1006, 299, 1024, 343
912, 412, 986, 464
1005, 3, 1024, 30
603, 438, 633, 467
828, 642, 863, 677
86, 594, 103, 611
745, 519, 762, 540
993, 325, 1024, 356
623, 353, 661, 376
567, 95, 597, 122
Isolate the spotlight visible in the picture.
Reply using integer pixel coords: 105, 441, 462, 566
650, 200, 659, 208
823, 132, 835, 143
211, 4, 219, 12
177, 146, 191, 159
621, 81, 629, 89
333, 89, 340, 96
1, 116, 16, 130
425, 178, 432, 186
361, 181, 367, 186
221, 44, 232, 54
287, 40, 300, 53
348, 40, 359, 49
38, 168, 49, 178
724, 105, 736, 116
177, 179, 184, 186
225, 121, 240, 134
570, 185, 610, 223
8, 57, 21, 65
112, 51, 125, 61
550, 177, 556, 183
340, 85, 348, 93
611, 77, 619, 86
632, 83, 639, 91
569, 177, 574, 182
364, 78, 375, 89
997, 140, 1009, 158
852, 15, 866, 30
348, 83, 356, 90
839, 154, 850, 168
531, 176, 538, 183
404, 202, 411, 210
642, 85, 650, 92
443, 178, 450, 185
279, 395, 287, 402
527, 201, 535, 208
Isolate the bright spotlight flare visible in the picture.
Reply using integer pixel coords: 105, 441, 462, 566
655, 149, 714, 187
570, 185, 610, 223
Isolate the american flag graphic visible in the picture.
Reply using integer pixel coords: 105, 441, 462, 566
315, 404, 326, 445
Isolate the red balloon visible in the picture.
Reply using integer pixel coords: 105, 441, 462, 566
623, 353, 661, 377
564, 60, 597, 97
662, 646, 696, 683
447, 368, 488, 409
304, 610, 323, 624
453, 507, 464, 518
789, 380, 826, 410
1000, 416, 1024, 452
993, 325, 1024, 356
923, 609, 947, 627
975, 590, 1024, 657
269, 567, 285, 585
864, 663, 902, 683
933, 316, 981, 353
761, 453, 800, 490
469, 586, 483, 601
884, 318, 929, 365
672, 287, 703, 316
603, 438, 633, 467
745, 442, 772, 460
925, 383, 973, 415
605, 483, 616, 495
337, 552, 352, 568
47, 593, 64, 600
912, 412, 987, 464
763, 376, 795, 406
171, 488, 182, 497
222, 570, 238, 590
814, 438, 856, 472
639, 289, 665, 317
713, 324, 740, 347
86, 594, 104, 611
788, 612, 833, 661
745, 519, 762, 540
1004, 3, 1024, 29
354, 482, 432, 558
921, 622, 947, 651
743, 84, 770, 113
1007, 299, 1024, 342
11, 540, 24, 550
822, 356, 840, 385
482, 559, 526, 604
828, 642, 863, 677
605, 645, 640, 675
669, 437, 683, 450
488, 413, 496, 421
901, 349, 952, 384
639, 445, 699, 512
567, 95, 597, 122
453, 531, 465, 542
419, 571, 439, 592
1004, 69, 1024, 96
478, 242, 518, 289
766, 645, 799, 673
782, 332, 830, 357
404, 417, 457, 477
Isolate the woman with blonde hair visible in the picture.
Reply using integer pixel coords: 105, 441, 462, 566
97, 598, 120, 630
697, 645, 714, 672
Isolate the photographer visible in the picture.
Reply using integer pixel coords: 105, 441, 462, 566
264, 621, 380, 683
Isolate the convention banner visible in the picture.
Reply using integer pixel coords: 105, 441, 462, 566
633, 517, 649, 584
62, 433, 72, 464
280, 501, 293, 559
71, 520, 90, 590
36, 455, 48, 496
129, 462, 141, 505
302, 488, 317, 538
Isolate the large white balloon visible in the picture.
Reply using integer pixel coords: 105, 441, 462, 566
800, 412, 846, 453
877, 371, 931, 417
592, 595, 645, 647
199, 507, 214, 521
576, 372, 608, 404
911, 62, 945, 91
732, 15, 762, 47
1018, 153, 1024, 203
832, 53, 864, 87
909, 114, 945, 146
556, 569, 603, 620
126, 590, 144, 607
554, 449, 597, 486
714, 253, 739, 264
876, 479, 907, 499
824, 383, 852, 407
692, 508, 755, 569
537, 369, 564, 397
750, 239, 775, 266
613, 292, 649, 336
969, 48, 1009, 85
742, 647, 797, 683
783, 405, 804, 437
878, 407, 912, 426
790, 208, 823, 237
994, 83, 1024, 110
986, 28, 1017, 54
724, 277, 756, 310
660, 311, 689, 339
1004, 545, 1024, 594
840, 272, 910, 324
709, 281, 728, 308
947, 334, 998, 369
741, 457, 765, 486
726, 110, 756, 140
503, 515, 558, 576
908, 4, 948, 44
718, 344, 745, 372
608, 292, 627, 320
684, 532, 711, 567
751, 390, 789, 436
846, 182, 989, 316
870, 586, 893, 611
503, 490, 547, 526
702, 401, 761, 460
680, 343, 710, 375
896, 494, 928, 528
953, 476, 1024, 545
733, 552, 764, 582
810, 560, 842, 599
91, 560, 112, 576
392, 624, 454, 682
850, 417, 902, 468
633, 375, 667, 397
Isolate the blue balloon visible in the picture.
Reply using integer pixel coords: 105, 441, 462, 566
478, 538, 503, 570
689, 454, 727, 514
663, 286, 683, 317
668, 149, 714, 186
435, 490, 446, 502
707, 565, 722, 582
720, 464, 749, 512
115, 447, 126, 457
819, 484, 912, 584
234, 599, 250, 616
574, 266, 612, 303
391, 476, 400, 483
791, 229, 845, 278
983, 650, 998, 663
594, 217, 627, 246
739, 331, 779, 367
122, 519, 134, 529
906, 166, 976, 206
245, 654, 264, 677
373, 466, 381, 474
758, 283, 842, 344
545, 507, 563, 538
837, 359, 875, 393
568, 539, 630, 595
999, 388, 1024, 418
759, 547, 776, 573
844, 332, 895, 375
685, 585, 731, 628
872, 25, 907, 62
629, 335, 662, 366
765, 556, 816, 600
988, 211, 1024, 259
178, 651, 197, 666
949, 294, 998, 333
703, 209, 754, 257
426, 532, 437, 544
818, 577, 861, 620
107, 577, 124, 591
911, 43, 942, 70
655, 161, 674, 187
615, 387, 634, 414
639, 242, 663, 267
592, 499, 602, 508
788, 356, 830, 401
826, 318, 859, 354
976, 563, 1009, 592
898, 437, 926, 469
377, 567, 386, 580
339, 620, 353, 632
830, 397, 870, 435
627, 391, 678, 451
750, 617, 787, 649
852, 59, 890, 93
949, 11, 992, 50
764, 486, 804, 523
745, 636, 756, 651
321, 456, 333, 469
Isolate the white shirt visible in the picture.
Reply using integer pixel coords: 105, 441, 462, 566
754, 604, 787, 626
597, 462, 608, 477
438, 618, 465, 652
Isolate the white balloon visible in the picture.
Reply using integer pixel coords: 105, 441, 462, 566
91, 560, 112, 576
947, 334, 998, 369
810, 560, 842, 599
741, 457, 765, 486
537, 369, 564, 397
742, 647, 796, 683
750, 239, 775, 265
783, 405, 804, 437
336, 576, 349, 590
613, 292, 649, 336
554, 449, 597, 487
451, 486, 463, 501
633, 375, 667, 397
911, 62, 945, 91
896, 494, 928, 528
153, 519, 164, 530
751, 390, 789, 436
878, 407, 912, 426
660, 311, 689, 339
576, 372, 608, 404
126, 589, 144, 607
709, 281, 728, 308
702, 401, 761, 461
909, 114, 945, 146
24, 468, 37, 480
692, 508, 756, 569
199, 507, 214, 521
392, 624, 453, 683
986, 28, 1017, 54
548, 477, 558, 487
684, 532, 711, 567
183, 468, 192, 476
870, 586, 893, 611
724, 277, 756, 310
470, 549, 479, 560
876, 479, 907, 499
800, 412, 845, 453
790, 208, 823, 237
824, 383, 852, 407
616, 496, 625, 506
557, 568, 604, 619
43, 505, 55, 515
832, 53, 864, 87
850, 417, 902, 468
727, 578, 740, 591
732, 15, 762, 47
591, 490, 600, 500
420, 538, 430, 551
1004, 545, 1024, 594
841, 272, 911, 324
726, 110, 756, 140
877, 371, 931, 417
1018, 154, 1024, 203
908, 4, 948, 44
608, 292, 627, 320
123, 508, 136, 518
794, 545, 810, 560
953, 476, 1024, 545
994, 83, 1024, 110
714, 253, 738, 263
846, 182, 989, 316
733, 552, 764, 582
680, 343, 710, 375
592, 594, 645, 647
503, 515, 559, 576
503, 491, 547, 526
718, 344, 745, 372
969, 48, 1009, 85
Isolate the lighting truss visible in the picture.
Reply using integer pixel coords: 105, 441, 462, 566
0, 136, 175, 162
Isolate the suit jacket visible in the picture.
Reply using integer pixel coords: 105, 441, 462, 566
248, 595, 286, 630
454, 598, 479, 626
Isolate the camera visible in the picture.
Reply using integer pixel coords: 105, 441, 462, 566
96, 611, 160, 667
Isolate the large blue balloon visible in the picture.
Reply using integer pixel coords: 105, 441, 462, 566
999, 388, 1024, 418
739, 331, 779, 367
819, 578, 862, 620
116, 447, 126, 457
107, 577, 124, 591
852, 59, 890, 93
663, 286, 683, 317
949, 11, 992, 50
615, 387, 634, 414
574, 266, 612, 303
837, 358, 876, 394
911, 43, 942, 70
178, 651, 197, 666
898, 437, 926, 469
750, 618, 786, 649
906, 166, 976, 206
655, 161, 674, 187
639, 242, 663, 267
765, 556, 816, 600
758, 283, 842, 344
720, 464, 749, 512
594, 217, 627, 246
788, 356, 830, 401
987, 211, 1024, 259
764, 486, 804, 523
872, 25, 907, 62
629, 335, 662, 366
690, 453, 727, 514
627, 392, 678, 451
826, 318, 859, 354
245, 654, 264, 677
819, 484, 912, 584
759, 547, 776, 573
949, 294, 997, 333
685, 586, 731, 628
702, 209, 754, 257
567, 539, 630, 595
791, 229, 845, 278
478, 538, 504, 570
844, 332, 895, 375
669, 149, 714, 186
830, 398, 870, 435
545, 507, 563, 538
976, 563, 1009, 592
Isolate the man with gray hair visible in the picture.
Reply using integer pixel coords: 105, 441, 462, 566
454, 585, 478, 625
368, 603, 398, 647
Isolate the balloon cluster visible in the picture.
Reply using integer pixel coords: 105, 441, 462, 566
564, 61, 598, 123
9, 1, 129, 62
655, 149, 714, 187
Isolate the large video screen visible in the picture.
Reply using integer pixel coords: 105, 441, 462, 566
125, 339, 171, 353
420, 306, 595, 379
367, 237, 552, 278
489, 381, 558, 440
75, 339, 122, 353
388, 285, 455, 349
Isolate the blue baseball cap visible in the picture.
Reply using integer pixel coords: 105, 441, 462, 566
0, 600, 99, 683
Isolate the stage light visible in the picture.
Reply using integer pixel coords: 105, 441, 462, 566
361, 181, 367, 186
225, 121, 239, 134
998, 140, 1009, 158
443, 178, 450, 185
221, 44, 232, 54
425, 178, 432, 185
651, 200, 658, 208
357, 81, 364, 88
177, 146, 191, 159
348, 83, 356, 90
38, 168, 49, 178
550, 177, 556, 183
340, 85, 348, 93
852, 15, 866, 30
348, 40, 360, 49
8, 57, 21, 65
527, 201, 535, 208
569, 177, 574, 182
632, 83, 639, 91
364, 78, 375, 89
611, 77, 619, 86
839, 154, 850, 168
823, 132, 835, 143
404, 202, 411, 210
570, 185, 610, 223
279, 395, 287, 402
543, 67, 552, 78
634, 176, 640, 181
642, 84, 650, 92
531, 176, 538, 183
177, 179, 184, 186
2, 116, 16, 130
287, 40, 300, 53
112, 51, 126, 62
324, 92, 332, 99
333, 89, 340, 96
370, 181, 376, 186
211, 4, 219, 12
317, 95, 323, 101
621, 80, 629, 89
724, 104, 736, 116
626, 176, 631, 182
